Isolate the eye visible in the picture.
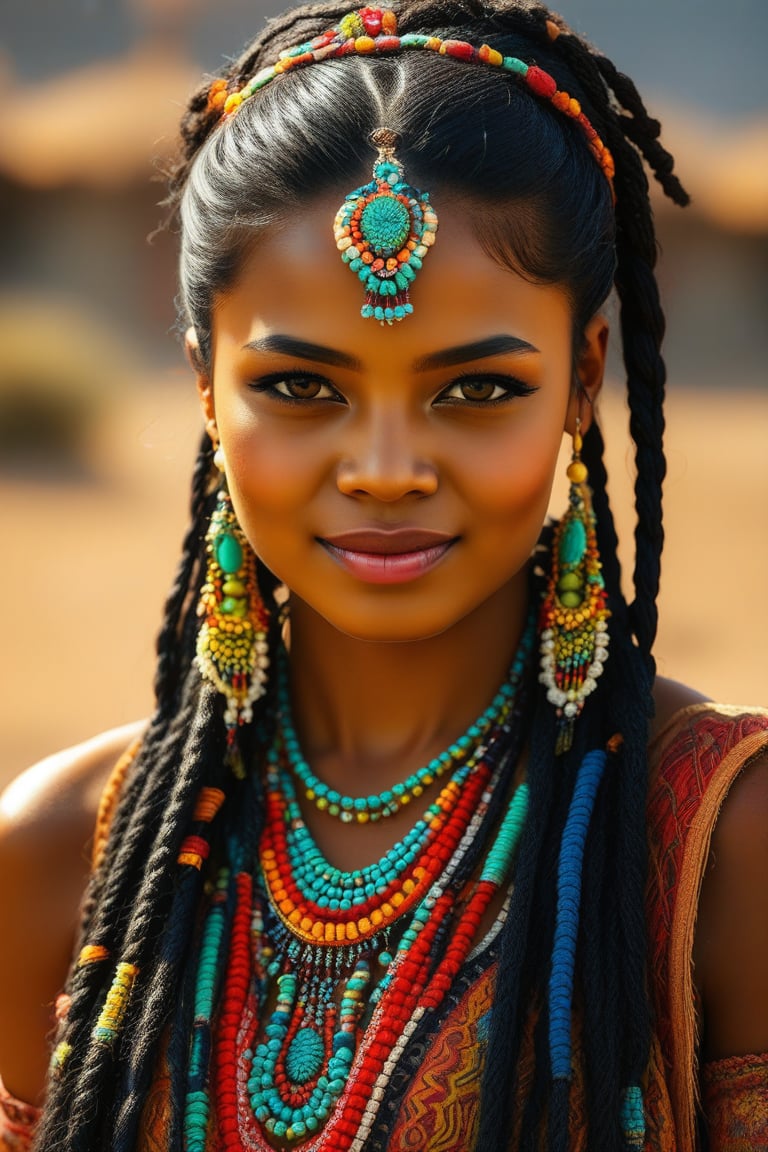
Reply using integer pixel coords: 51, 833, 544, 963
249, 372, 343, 404
438, 373, 538, 405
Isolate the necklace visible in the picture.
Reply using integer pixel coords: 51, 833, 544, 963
277, 640, 529, 822
184, 621, 535, 1150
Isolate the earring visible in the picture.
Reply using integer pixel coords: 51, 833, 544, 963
539, 419, 610, 755
196, 485, 270, 740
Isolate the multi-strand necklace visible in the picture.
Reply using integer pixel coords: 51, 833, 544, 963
184, 620, 535, 1151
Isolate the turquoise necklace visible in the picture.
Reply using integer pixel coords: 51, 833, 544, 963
277, 630, 532, 822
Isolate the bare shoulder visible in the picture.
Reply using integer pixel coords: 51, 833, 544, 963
650, 675, 711, 743
0, 720, 146, 1105
694, 744, 768, 1060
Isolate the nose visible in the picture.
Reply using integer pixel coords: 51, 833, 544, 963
336, 407, 438, 502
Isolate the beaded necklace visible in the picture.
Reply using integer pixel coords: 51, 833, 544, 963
277, 647, 523, 822
184, 622, 535, 1150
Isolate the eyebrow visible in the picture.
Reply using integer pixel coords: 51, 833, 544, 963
241, 333, 540, 371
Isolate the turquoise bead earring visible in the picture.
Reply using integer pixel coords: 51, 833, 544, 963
196, 447, 271, 743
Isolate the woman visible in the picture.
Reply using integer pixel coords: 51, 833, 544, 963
1, 1, 766, 1149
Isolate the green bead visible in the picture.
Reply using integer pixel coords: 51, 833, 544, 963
559, 518, 587, 566
222, 578, 246, 596
215, 531, 243, 574
559, 590, 583, 609
557, 572, 582, 592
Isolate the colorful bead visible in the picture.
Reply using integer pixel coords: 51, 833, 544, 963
278, 630, 529, 821
621, 1084, 646, 1148
196, 486, 270, 737
539, 421, 610, 754
77, 944, 110, 966
213, 8, 615, 190
333, 128, 435, 323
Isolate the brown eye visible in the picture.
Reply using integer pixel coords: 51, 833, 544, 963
252, 374, 341, 403
459, 379, 497, 401
281, 377, 323, 399
438, 374, 538, 406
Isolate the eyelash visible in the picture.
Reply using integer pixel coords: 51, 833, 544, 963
248, 370, 538, 407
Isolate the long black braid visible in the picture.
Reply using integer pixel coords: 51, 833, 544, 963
33, 3, 688, 1149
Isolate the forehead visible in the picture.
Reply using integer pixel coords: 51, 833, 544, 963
211, 193, 573, 366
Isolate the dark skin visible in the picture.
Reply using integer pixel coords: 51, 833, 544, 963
1, 198, 766, 1146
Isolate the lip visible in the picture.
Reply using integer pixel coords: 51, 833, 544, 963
322, 527, 457, 554
318, 527, 458, 585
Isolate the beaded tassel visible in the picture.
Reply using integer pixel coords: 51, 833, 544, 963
539, 422, 610, 754
196, 487, 270, 742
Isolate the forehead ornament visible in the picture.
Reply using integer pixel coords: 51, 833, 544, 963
210, 6, 615, 323
333, 128, 437, 324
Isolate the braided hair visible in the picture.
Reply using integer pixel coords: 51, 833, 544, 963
33, 3, 688, 1149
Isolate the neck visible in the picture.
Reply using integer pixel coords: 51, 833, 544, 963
283, 573, 531, 794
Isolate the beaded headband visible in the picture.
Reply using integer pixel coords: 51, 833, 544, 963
207, 6, 615, 186
207, 6, 615, 324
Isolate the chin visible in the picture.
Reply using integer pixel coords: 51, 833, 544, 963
310, 597, 483, 645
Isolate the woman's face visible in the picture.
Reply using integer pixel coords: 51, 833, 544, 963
199, 193, 605, 643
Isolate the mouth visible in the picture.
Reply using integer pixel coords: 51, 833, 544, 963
318, 527, 458, 585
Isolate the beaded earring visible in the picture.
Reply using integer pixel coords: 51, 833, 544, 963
539, 419, 610, 754
196, 479, 270, 743
333, 127, 438, 324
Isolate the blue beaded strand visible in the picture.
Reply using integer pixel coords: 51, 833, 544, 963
548, 749, 608, 1080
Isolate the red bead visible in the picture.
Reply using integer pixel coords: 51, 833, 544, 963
440, 39, 476, 61
525, 65, 558, 99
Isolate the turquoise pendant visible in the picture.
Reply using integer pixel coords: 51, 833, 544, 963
246, 955, 371, 1142
333, 128, 438, 324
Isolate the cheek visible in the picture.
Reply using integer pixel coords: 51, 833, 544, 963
452, 417, 565, 524
217, 400, 322, 523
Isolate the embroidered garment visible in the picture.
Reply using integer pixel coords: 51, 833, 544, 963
2, 704, 767, 1151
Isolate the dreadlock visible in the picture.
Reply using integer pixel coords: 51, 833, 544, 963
33, 2, 688, 1149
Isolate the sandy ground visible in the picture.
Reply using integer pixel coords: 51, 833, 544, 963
1, 378, 766, 789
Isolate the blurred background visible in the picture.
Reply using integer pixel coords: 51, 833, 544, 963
1, 0, 766, 786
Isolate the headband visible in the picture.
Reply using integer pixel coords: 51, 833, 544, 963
207, 7, 615, 186
206, 7, 614, 325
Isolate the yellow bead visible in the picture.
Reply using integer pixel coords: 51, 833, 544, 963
567, 460, 588, 484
